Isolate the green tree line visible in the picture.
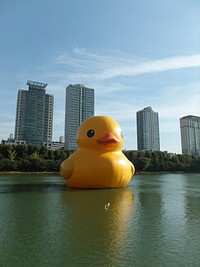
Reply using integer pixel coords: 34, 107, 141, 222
0, 144, 68, 172
124, 150, 200, 173
0, 144, 199, 173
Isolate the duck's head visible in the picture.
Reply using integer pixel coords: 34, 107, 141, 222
77, 116, 124, 152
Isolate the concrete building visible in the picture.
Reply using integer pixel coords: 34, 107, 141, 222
15, 80, 54, 147
65, 84, 94, 151
136, 106, 160, 151
180, 115, 200, 156
50, 141, 65, 151
1, 134, 26, 145
50, 136, 65, 151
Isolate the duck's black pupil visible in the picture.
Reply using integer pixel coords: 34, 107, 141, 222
87, 129, 95, 138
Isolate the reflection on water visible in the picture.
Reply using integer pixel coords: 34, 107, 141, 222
0, 173, 200, 266
131, 173, 200, 267
0, 174, 134, 267
60, 187, 134, 266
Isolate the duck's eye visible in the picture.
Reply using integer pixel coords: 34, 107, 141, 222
87, 129, 95, 138
120, 131, 123, 139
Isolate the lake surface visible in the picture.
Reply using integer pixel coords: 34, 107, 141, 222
0, 173, 200, 267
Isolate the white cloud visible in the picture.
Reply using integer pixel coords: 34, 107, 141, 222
54, 49, 200, 82
92, 54, 200, 80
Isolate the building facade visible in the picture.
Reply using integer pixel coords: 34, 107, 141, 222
15, 80, 54, 147
136, 106, 160, 151
65, 84, 94, 151
180, 115, 200, 156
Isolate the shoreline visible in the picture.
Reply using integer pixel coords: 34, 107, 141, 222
0, 171, 60, 175
0, 171, 198, 175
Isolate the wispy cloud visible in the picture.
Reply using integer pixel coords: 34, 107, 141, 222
90, 55, 200, 81
54, 49, 200, 83
54, 48, 141, 73
97, 54, 200, 79
155, 82, 200, 116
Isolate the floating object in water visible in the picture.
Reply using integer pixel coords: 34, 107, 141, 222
60, 116, 135, 188
104, 202, 111, 210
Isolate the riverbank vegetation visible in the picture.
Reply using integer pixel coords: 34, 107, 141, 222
0, 144, 67, 172
124, 150, 200, 173
0, 144, 199, 173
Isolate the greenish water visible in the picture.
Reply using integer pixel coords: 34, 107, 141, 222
0, 173, 200, 267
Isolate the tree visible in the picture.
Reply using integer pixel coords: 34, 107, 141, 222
15, 144, 28, 159
136, 157, 151, 172
31, 151, 40, 159
188, 157, 200, 172
8, 149, 17, 161
0, 144, 13, 158
54, 150, 66, 161
0, 159, 18, 171
27, 144, 40, 156
124, 150, 137, 164
46, 150, 54, 160
39, 146, 48, 158
150, 152, 159, 171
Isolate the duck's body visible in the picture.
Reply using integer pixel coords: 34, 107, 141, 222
60, 116, 135, 188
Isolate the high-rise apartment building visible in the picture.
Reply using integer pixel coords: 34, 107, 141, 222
136, 106, 160, 151
65, 84, 94, 151
15, 80, 54, 147
180, 115, 200, 156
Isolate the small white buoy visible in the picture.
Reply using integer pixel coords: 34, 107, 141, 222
104, 202, 110, 210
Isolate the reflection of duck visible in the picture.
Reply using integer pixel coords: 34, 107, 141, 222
60, 116, 135, 188
61, 187, 134, 265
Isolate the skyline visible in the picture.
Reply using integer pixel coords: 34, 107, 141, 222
0, 0, 199, 154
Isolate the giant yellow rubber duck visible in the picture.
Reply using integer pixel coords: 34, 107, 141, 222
60, 116, 135, 188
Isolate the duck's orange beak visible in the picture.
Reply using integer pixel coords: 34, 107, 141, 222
97, 133, 119, 145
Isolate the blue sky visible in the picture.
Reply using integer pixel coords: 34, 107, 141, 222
0, 0, 199, 153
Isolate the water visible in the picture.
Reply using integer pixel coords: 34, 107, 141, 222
0, 173, 200, 267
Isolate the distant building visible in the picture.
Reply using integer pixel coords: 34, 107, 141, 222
136, 106, 160, 151
50, 136, 65, 151
50, 141, 65, 151
180, 115, 200, 156
15, 80, 54, 147
65, 84, 94, 151
59, 136, 64, 143
1, 133, 26, 145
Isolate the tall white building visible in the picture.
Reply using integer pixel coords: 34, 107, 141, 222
136, 106, 160, 151
15, 80, 54, 147
180, 115, 200, 156
64, 84, 94, 151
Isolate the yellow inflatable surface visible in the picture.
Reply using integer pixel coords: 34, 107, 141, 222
60, 116, 135, 188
